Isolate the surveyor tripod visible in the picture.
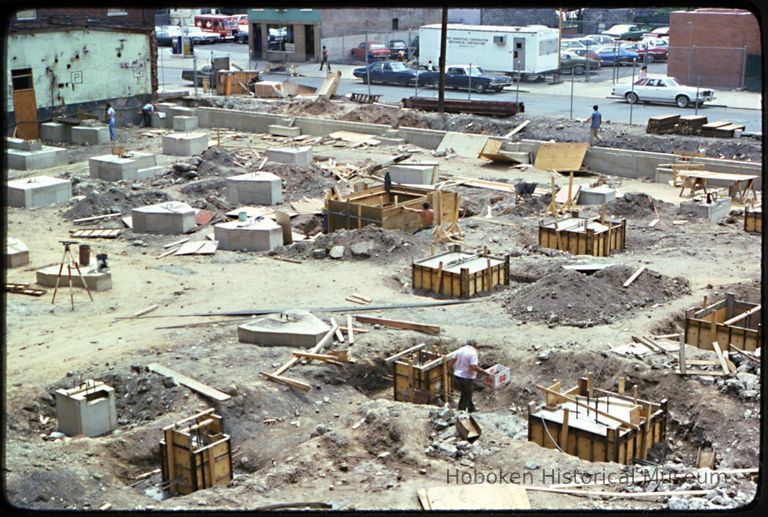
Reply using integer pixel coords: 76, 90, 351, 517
51, 240, 93, 311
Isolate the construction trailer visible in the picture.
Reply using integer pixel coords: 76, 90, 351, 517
160, 409, 233, 496
325, 185, 460, 234
412, 245, 510, 299
538, 215, 627, 257
386, 343, 455, 405
528, 375, 669, 464
684, 293, 761, 351
744, 206, 762, 233
418, 23, 560, 77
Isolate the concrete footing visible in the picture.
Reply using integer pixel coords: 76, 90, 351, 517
387, 162, 439, 185
36, 264, 112, 291
237, 309, 331, 347
173, 116, 200, 132
268, 124, 301, 137
578, 185, 617, 205
6, 137, 68, 170
679, 197, 732, 223
89, 152, 158, 181
132, 201, 196, 234
214, 218, 283, 251
151, 112, 170, 129
55, 380, 117, 437
7, 176, 72, 208
6, 238, 30, 268
71, 125, 110, 145
226, 172, 283, 205
162, 132, 209, 156
265, 146, 312, 166
41, 122, 72, 143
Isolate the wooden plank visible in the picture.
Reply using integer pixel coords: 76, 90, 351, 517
175, 241, 218, 256
195, 209, 215, 226
148, 363, 231, 402
385, 343, 427, 363
275, 210, 293, 245
164, 237, 190, 249
156, 247, 180, 259
503, 119, 530, 138
354, 315, 440, 335
273, 323, 337, 377
722, 305, 760, 326
417, 488, 432, 510
424, 484, 530, 510
330, 317, 345, 343
536, 384, 639, 430
711, 341, 731, 375
259, 371, 311, 391
346, 315, 354, 344
623, 266, 646, 287
73, 213, 122, 224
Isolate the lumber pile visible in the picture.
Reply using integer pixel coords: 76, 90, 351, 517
645, 114, 680, 134
676, 115, 708, 135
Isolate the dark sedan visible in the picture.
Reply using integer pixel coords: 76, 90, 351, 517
353, 61, 420, 86
419, 65, 511, 93
181, 65, 214, 85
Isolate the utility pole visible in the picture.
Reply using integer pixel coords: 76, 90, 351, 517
438, 6, 447, 114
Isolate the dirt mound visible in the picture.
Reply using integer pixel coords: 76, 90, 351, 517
262, 162, 335, 199
283, 97, 345, 116
339, 104, 429, 129
607, 192, 677, 218
179, 178, 227, 198
500, 265, 691, 326
62, 188, 172, 219
196, 147, 243, 177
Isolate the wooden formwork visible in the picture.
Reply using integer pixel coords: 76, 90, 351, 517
538, 215, 626, 256
412, 247, 510, 298
684, 293, 761, 351
325, 185, 459, 234
160, 409, 233, 496
528, 375, 668, 465
386, 343, 455, 405
744, 207, 762, 233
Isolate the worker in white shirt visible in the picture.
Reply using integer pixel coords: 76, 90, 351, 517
451, 339, 490, 412
141, 102, 155, 127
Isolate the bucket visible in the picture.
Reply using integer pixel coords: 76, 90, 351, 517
96, 253, 109, 271
238, 211, 247, 222
79, 244, 91, 266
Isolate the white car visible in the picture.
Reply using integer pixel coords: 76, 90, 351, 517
580, 34, 617, 46
611, 75, 716, 108
601, 24, 640, 37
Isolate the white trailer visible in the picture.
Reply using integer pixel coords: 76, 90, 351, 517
418, 23, 560, 77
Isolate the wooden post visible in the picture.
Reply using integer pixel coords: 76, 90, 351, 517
357, 204, 362, 229
347, 315, 354, 344
460, 267, 470, 299
632, 385, 638, 405
503, 254, 510, 285
618, 376, 625, 395
586, 371, 594, 396
436, 261, 444, 295
678, 332, 686, 374
164, 428, 176, 494
559, 408, 570, 451
442, 355, 450, 405
725, 292, 735, 319
578, 377, 589, 396
709, 311, 717, 346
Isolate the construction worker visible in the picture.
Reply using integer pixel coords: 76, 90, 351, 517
105, 102, 116, 141
397, 49, 405, 62
451, 339, 490, 413
320, 46, 331, 72
141, 101, 155, 127
583, 104, 603, 146
401, 201, 435, 231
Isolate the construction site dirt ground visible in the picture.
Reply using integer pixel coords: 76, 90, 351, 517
4, 98, 762, 511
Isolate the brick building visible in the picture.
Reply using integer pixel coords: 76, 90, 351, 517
667, 8, 760, 90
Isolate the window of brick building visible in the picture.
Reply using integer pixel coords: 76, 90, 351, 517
392, 18, 399, 30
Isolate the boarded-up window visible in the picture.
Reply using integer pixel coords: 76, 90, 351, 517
11, 68, 33, 90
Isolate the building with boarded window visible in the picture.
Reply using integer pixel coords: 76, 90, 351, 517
247, 8, 441, 63
6, 8, 156, 139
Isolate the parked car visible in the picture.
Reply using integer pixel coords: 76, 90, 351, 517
419, 65, 511, 93
155, 25, 182, 46
352, 61, 420, 86
561, 39, 587, 52
601, 24, 650, 41
184, 26, 220, 45
387, 39, 409, 59
351, 42, 390, 61
181, 65, 214, 85
579, 34, 618, 46
643, 26, 670, 38
594, 45, 639, 66
611, 75, 716, 108
559, 51, 601, 75
565, 46, 601, 62
231, 14, 249, 44
620, 42, 668, 63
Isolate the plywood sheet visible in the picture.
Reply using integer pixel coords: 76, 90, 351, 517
148, 363, 231, 401
423, 485, 530, 510
329, 131, 377, 144
436, 132, 489, 158
290, 198, 324, 215
195, 209, 215, 226
174, 240, 219, 255
70, 229, 122, 239
478, 139, 531, 164
534, 143, 589, 171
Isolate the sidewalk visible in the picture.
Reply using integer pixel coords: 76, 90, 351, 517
289, 62, 761, 111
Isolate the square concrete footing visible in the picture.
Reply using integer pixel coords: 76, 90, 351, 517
226, 172, 283, 205
132, 201, 196, 234
387, 162, 439, 185
578, 185, 617, 205
268, 124, 301, 137
41, 122, 72, 142
36, 264, 112, 291
6, 137, 43, 152
265, 146, 312, 166
89, 152, 158, 181
237, 310, 331, 347
214, 218, 283, 251
6, 237, 30, 268
71, 125, 110, 145
679, 198, 732, 223
55, 380, 117, 437
151, 112, 170, 129
173, 116, 200, 132
7, 176, 72, 208
7, 146, 69, 170
162, 132, 209, 156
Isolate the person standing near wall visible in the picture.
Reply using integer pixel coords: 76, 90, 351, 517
320, 46, 331, 72
583, 104, 603, 146
105, 102, 117, 141
141, 102, 155, 127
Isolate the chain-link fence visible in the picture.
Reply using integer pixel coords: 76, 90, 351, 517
321, 29, 419, 63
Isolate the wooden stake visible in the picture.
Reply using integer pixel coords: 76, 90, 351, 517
618, 377, 625, 395
632, 385, 638, 405
711, 341, 730, 375
535, 384, 639, 430
623, 266, 646, 287
330, 317, 345, 343
346, 315, 354, 344
678, 332, 686, 374
709, 311, 717, 345
559, 408, 570, 450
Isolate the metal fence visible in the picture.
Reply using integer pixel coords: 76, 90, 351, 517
321, 29, 418, 63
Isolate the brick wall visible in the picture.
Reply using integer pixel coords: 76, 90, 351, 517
668, 9, 760, 88
319, 8, 441, 38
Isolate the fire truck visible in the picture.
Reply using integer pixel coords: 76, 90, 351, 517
193, 14, 238, 40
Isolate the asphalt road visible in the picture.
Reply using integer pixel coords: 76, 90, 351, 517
158, 43, 761, 133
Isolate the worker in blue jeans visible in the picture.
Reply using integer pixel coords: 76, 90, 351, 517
105, 102, 116, 141
584, 104, 603, 146
451, 339, 490, 412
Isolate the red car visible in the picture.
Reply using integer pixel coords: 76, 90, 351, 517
620, 42, 667, 63
351, 42, 390, 61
